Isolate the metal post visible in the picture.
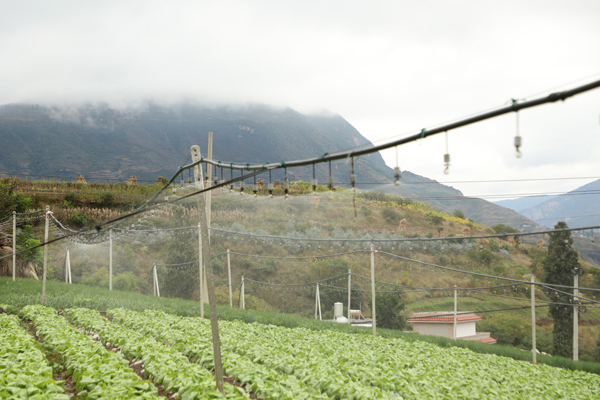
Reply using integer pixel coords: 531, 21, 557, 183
347, 269, 351, 322
227, 249, 232, 307
370, 244, 376, 337
12, 211, 16, 281
531, 276, 536, 364
41, 206, 49, 306
241, 276, 245, 310
453, 285, 458, 340
574, 274, 579, 361
109, 229, 113, 291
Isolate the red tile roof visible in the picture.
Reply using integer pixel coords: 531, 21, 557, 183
474, 337, 498, 344
407, 314, 481, 322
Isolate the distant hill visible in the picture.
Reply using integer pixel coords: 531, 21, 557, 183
507, 179, 600, 229
0, 102, 540, 230
494, 196, 556, 213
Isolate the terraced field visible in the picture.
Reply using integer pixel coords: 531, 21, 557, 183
1, 304, 599, 399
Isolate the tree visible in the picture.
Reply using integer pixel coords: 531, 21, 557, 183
376, 290, 406, 330
543, 221, 580, 358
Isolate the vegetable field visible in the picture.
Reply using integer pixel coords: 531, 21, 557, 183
2, 304, 600, 399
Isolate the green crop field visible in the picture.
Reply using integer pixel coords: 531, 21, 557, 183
2, 302, 600, 399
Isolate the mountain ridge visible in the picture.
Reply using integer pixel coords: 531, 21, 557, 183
0, 102, 540, 231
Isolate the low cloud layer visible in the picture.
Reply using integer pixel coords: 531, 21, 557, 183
1, 0, 599, 199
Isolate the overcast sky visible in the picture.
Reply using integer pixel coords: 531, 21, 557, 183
1, 0, 599, 200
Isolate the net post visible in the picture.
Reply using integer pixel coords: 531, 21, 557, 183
347, 269, 351, 323
574, 273, 579, 361
453, 285, 458, 340
109, 228, 113, 291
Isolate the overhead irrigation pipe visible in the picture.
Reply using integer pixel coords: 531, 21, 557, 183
184, 79, 600, 171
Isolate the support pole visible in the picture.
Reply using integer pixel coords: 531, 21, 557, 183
370, 244, 376, 337
153, 264, 156, 296
12, 211, 16, 281
531, 276, 537, 364
191, 145, 205, 318
193, 157, 224, 394
41, 206, 49, 306
317, 284, 322, 321
109, 229, 113, 291
574, 273, 579, 361
241, 276, 245, 310
65, 248, 69, 283
227, 249, 232, 307
347, 269, 351, 322
453, 285, 458, 340
315, 284, 319, 320
154, 264, 160, 297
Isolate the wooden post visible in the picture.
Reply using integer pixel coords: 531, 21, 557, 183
227, 249, 232, 307
370, 244, 376, 337
41, 206, 49, 306
12, 211, 16, 281
453, 285, 458, 340
531, 276, 536, 364
574, 273, 579, 361
347, 269, 351, 322
109, 229, 113, 291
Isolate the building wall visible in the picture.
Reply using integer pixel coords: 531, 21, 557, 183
412, 321, 477, 339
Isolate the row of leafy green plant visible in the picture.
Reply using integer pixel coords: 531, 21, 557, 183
66, 307, 247, 399
2, 277, 600, 376
0, 312, 68, 399
112, 308, 600, 399
17, 304, 159, 399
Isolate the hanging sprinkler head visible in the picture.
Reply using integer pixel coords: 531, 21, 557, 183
394, 167, 401, 185
515, 135, 522, 158
284, 168, 289, 199
239, 181, 245, 195
312, 164, 317, 195
443, 154, 450, 175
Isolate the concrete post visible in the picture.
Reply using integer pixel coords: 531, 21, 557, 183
241, 276, 245, 309
370, 244, 376, 337
191, 145, 205, 318
41, 206, 49, 306
154, 264, 160, 297
347, 269, 351, 322
531, 276, 536, 364
109, 229, 113, 291
453, 285, 458, 340
227, 249, 232, 307
574, 274, 579, 361
12, 211, 16, 281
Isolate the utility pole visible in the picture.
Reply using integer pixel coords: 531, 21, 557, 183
41, 206, 49, 306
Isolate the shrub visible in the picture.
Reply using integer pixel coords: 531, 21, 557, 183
113, 273, 141, 292
381, 207, 402, 223
426, 212, 444, 226
71, 211, 89, 228
453, 210, 465, 219
489, 239, 500, 252
100, 193, 114, 207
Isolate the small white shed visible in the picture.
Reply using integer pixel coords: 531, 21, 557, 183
407, 312, 496, 343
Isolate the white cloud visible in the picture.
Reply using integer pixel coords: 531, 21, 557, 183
1, 0, 599, 198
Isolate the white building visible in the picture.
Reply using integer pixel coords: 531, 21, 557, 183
407, 312, 496, 344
